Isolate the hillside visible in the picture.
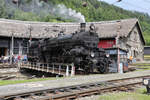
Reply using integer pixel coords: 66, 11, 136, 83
0, 0, 150, 45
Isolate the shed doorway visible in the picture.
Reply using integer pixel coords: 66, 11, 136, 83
0, 48, 7, 57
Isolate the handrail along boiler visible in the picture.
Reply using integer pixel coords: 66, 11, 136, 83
28, 23, 111, 74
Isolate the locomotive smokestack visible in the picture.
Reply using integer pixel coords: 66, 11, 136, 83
80, 23, 86, 32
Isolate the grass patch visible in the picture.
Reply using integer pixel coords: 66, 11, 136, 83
0, 77, 56, 86
136, 66, 150, 71
135, 66, 150, 71
130, 63, 150, 71
144, 55, 150, 60
132, 63, 150, 66
98, 88, 149, 100
144, 58, 150, 59
144, 55, 150, 58
135, 88, 147, 94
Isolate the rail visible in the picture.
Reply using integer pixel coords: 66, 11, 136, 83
1, 75, 149, 100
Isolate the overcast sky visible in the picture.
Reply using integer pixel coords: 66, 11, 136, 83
99, 0, 150, 15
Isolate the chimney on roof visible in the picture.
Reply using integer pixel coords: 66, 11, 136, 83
80, 23, 86, 32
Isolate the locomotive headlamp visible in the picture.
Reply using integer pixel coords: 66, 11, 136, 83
143, 78, 149, 85
143, 78, 150, 94
91, 52, 95, 58
106, 54, 110, 57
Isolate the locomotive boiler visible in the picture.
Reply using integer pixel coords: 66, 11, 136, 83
28, 23, 111, 74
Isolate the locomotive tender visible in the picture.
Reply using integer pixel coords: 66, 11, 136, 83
28, 23, 111, 74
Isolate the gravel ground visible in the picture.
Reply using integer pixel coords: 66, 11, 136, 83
0, 70, 150, 97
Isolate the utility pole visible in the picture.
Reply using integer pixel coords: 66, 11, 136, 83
27, 25, 33, 53
10, 32, 14, 64
116, 21, 121, 73
29, 25, 33, 45
19, 42, 22, 57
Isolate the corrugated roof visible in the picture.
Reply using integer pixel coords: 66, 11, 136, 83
0, 18, 145, 44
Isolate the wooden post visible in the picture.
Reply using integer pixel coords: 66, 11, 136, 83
36, 63, 37, 70
27, 25, 33, 54
37, 63, 39, 71
47, 63, 49, 72
59, 65, 61, 75
10, 32, 14, 64
19, 42, 22, 66
18, 61, 20, 70
66, 65, 69, 77
71, 64, 75, 76
117, 48, 120, 73
116, 21, 121, 73
52, 64, 54, 73
42, 64, 44, 72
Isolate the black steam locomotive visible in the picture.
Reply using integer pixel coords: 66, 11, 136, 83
28, 23, 110, 73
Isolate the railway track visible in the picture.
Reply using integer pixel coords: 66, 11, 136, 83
0, 64, 17, 69
0, 75, 16, 80
0, 75, 149, 100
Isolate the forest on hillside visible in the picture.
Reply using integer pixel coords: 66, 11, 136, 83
0, 0, 150, 45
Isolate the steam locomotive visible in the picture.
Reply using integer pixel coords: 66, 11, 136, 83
28, 23, 111, 74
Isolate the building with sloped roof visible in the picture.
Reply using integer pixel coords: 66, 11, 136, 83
98, 18, 145, 61
0, 18, 145, 62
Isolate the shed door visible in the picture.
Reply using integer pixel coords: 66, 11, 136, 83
98, 39, 116, 48
0, 48, 7, 57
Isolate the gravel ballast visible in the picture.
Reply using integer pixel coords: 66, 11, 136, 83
0, 70, 150, 96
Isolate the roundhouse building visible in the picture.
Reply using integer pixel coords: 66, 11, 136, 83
0, 18, 145, 62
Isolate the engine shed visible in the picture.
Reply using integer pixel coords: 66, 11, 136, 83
97, 19, 145, 62
0, 18, 145, 73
